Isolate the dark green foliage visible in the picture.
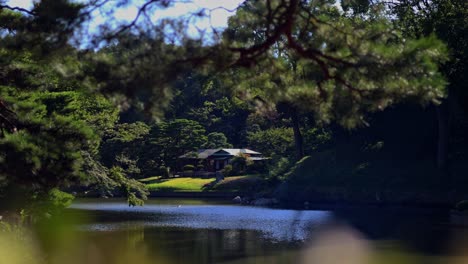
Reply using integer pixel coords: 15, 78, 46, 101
165, 71, 251, 147
0, 116, 94, 190
147, 119, 207, 171
283, 154, 346, 187
303, 127, 333, 153
183, 164, 195, 172
389, 0, 468, 172
268, 157, 294, 181
30, 188, 74, 217
276, 105, 468, 203
221, 164, 233, 177
85, 36, 182, 118
276, 153, 368, 203
0, 88, 100, 198
103, 122, 150, 143
0, 0, 87, 56
341, 0, 371, 14
0, 85, 148, 208
100, 122, 150, 178
246, 161, 268, 175
247, 127, 295, 160
224, 1, 448, 128
108, 166, 148, 206
0, 5, 138, 209
81, 151, 116, 196
187, 97, 251, 146
202, 132, 233, 149
211, 175, 266, 193
0, 99, 99, 212
0, 0, 462, 214
230, 154, 252, 175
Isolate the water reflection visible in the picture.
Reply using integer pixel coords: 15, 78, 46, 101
63, 199, 467, 264
71, 200, 332, 242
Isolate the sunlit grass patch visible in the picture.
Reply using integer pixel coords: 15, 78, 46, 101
146, 177, 216, 192
145, 175, 267, 192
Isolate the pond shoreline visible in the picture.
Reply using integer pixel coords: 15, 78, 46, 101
148, 191, 455, 211
78, 191, 455, 212
279, 201, 453, 212
148, 191, 249, 198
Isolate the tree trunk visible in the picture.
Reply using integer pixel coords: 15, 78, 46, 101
290, 108, 304, 160
436, 101, 449, 170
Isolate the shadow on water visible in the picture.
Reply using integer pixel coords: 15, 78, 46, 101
329, 208, 465, 256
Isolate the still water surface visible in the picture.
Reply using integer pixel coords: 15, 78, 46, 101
68, 198, 468, 264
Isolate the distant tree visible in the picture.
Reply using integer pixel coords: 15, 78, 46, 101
221, 0, 447, 128
386, 0, 467, 169
203, 132, 233, 149
303, 127, 333, 153
247, 127, 295, 161
148, 119, 207, 170
0, 0, 451, 212
276, 102, 305, 160
230, 154, 253, 175
188, 97, 251, 146
100, 122, 150, 177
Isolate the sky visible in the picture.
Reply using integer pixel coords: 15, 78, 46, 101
6, 0, 245, 40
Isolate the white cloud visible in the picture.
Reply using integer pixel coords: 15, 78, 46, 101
6, 0, 33, 8
6, 0, 245, 44
6, 0, 244, 29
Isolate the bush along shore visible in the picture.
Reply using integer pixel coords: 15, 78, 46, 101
70, 169, 467, 210
70, 145, 468, 210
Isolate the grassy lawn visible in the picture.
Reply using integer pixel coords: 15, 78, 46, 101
146, 177, 216, 192
142, 175, 266, 192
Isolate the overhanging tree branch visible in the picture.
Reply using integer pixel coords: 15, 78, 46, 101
0, 4, 36, 16
104, 0, 161, 40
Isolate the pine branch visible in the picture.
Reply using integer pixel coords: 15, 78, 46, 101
0, 4, 36, 16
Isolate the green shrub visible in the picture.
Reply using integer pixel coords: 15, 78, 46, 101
44, 188, 74, 215
197, 164, 205, 171
26, 188, 75, 218
268, 157, 293, 180
221, 164, 233, 176
212, 175, 264, 192
247, 161, 268, 174
183, 164, 195, 171
231, 154, 253, 175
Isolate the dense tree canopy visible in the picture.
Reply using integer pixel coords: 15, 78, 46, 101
222, 0, 447, 128
0, 0, 465, 212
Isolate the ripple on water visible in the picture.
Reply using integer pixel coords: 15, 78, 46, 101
70, 202, 333, 242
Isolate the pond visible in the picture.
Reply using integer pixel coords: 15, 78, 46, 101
67, 198, 468, 264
